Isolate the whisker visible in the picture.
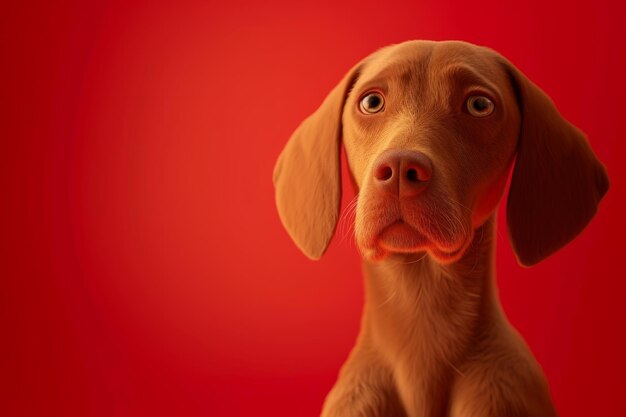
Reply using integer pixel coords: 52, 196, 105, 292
338, 194, 360, 244
400, 252, 428, 265
443, 194, 473, 216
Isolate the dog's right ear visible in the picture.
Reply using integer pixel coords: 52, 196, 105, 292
273, 63, 362, 260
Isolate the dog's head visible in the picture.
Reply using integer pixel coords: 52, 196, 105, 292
273, 41, 609, 266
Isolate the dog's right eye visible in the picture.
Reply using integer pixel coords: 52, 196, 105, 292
359, 92, 385, 114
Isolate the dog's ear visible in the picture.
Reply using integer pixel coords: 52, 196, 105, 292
273, 63, 362, 259
502, 59, 609, 266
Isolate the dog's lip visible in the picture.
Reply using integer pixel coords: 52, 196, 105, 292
429, 245, 465, 260
377, 219, 429, 252
374, 218, 466, 258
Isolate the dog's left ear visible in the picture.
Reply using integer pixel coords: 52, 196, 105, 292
502, 59, 609, 267
273, 63, 362, 260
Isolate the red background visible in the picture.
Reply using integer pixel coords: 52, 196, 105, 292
2, 1, 625, 416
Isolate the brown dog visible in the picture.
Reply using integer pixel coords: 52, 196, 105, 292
273, 41, 608, 417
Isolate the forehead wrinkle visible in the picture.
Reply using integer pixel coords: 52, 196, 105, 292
357, 62, 412, 90
438, 64, 500, 93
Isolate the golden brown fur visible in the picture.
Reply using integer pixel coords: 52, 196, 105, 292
273, 41, 608, 417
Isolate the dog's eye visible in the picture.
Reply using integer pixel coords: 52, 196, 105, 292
466, 95, 494, 117
359, 92, 385, 114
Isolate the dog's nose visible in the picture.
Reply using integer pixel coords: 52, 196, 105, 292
373, 150, 432, 197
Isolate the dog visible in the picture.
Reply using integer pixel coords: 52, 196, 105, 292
273, 40, 609, 417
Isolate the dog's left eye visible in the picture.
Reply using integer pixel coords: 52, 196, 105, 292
466, 95, 495, 117
359, 92, 385, 114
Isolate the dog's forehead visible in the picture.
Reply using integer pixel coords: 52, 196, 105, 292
359, 40, 501, 85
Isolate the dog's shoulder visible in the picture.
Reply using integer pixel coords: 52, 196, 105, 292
448, 324, 559, 417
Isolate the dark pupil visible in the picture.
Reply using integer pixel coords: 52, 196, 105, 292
473, 98, 489, 111
367, 95, 381, 109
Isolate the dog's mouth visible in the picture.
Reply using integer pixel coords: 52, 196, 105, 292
354, 185, 474, 264
364, 216, 470, 263
378, 220, 428, 251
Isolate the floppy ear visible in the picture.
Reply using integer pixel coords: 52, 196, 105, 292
273, 63, 361, 259
503, 60, 609, 266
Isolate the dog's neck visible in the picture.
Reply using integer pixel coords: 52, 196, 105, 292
359, 215, 505, 414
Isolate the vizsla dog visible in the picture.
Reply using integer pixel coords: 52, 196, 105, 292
273, 41, 609, 417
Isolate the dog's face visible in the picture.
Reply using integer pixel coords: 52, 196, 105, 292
343, 41, 519, 262
274, 41, 608, 266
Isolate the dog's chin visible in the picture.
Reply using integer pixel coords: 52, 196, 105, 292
363, 221, 470, 264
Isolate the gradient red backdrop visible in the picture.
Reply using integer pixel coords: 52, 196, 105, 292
2, 0, 625, 416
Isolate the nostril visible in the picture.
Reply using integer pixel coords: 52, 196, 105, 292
405, 163, 432, 183
375, 165, 393, 181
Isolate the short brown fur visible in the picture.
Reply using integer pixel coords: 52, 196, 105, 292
273, 41, 608, 417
